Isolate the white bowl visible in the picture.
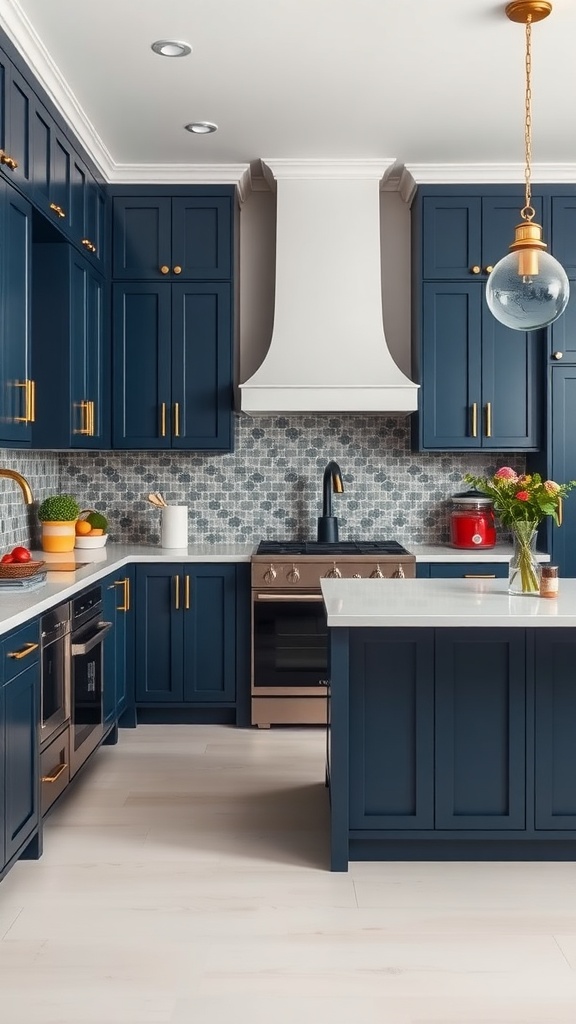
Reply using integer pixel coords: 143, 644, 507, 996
74, 534, 108, 549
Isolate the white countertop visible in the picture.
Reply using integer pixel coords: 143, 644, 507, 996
0, 543, 254, 638
321, 577, 576, 628
408, 543, 550, 564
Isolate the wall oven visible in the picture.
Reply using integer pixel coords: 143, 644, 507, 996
251, 541, 416, 727
69, 585, 112, 777
40, 601, 71, 749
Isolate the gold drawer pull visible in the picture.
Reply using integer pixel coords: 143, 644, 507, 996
160, 402, 167, 438
463, 574, 497, 579
485, 401, 492, 438
49, 202, 66, 219
81, 238, 97, 253
74, 400, 90, 435
470, 402, 478, 438
174, 575, 180, 610
0, 150, 18, 170
8, 641, 39, 660
115, 577, 130, 612
173, 402, 180, 437
42, 763, 68, 784
185, 575, 190, 610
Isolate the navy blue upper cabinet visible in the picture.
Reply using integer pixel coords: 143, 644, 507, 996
548, 366, 576, 577
414, 188, 543, 452
112, 196, 232, 280
0, 52, 33, 195
550, 197, 576, 362
32, 244, 108, 449
113, 281, 232, 450
31, 100, 71, 232
0, 183, 33, 445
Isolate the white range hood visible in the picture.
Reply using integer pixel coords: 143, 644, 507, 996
240, 159, 419, 415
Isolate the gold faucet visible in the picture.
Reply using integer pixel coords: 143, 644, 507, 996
0, 469, 34, 505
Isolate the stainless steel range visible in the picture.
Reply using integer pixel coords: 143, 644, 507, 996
251, 540, 415, 727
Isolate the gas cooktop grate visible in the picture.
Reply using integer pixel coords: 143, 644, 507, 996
256, 540, 411, 556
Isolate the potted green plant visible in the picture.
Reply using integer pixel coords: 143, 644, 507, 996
38, 494, 80, 552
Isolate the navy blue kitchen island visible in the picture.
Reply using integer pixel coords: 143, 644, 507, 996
323, 577, 576, 871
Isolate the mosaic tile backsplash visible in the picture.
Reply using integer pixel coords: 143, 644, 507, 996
0, 416, 526, 550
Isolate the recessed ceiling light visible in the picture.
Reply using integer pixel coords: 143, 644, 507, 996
184, 122, 218, 134
151, 40, 191, 57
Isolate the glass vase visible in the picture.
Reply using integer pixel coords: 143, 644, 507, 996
508, 524, 541, 595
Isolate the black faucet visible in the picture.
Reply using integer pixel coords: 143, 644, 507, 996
317, 460, 344, 542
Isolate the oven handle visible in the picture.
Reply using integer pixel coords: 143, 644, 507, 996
255, 593, 324, 601
71, 620, 113, 656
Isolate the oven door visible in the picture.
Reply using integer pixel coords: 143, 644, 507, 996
69, 618, 112, 776
40, 626, 70, 748
252, 591, 329, 695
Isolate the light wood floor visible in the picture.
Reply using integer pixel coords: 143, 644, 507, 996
2, 725, 576, 1022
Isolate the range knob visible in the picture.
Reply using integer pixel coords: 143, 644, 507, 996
324, 562, 342, 579
392, 564, 405, 579
352, 573, 362, 579
263, 564, 277, 583
286, 565, 300, 583
370, 564, 384, 579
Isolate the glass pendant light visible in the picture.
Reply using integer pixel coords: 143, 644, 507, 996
486, 1, 569, 331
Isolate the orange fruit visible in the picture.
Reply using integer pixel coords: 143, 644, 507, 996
76, 521, 92, 535
89, 528, 104, 536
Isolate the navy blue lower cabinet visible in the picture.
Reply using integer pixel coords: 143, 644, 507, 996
348, 628, 434, 829
2, 622, 40, 871
428, 563, 508, 579
435, 629, 526, 830
0, 684, 5, 870
102, 570, 134, 725
135, 563, 237, 708
534, 630, 576, 830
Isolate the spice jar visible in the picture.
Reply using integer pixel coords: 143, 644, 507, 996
450, 491, 496, 549
540, 565, 559, 599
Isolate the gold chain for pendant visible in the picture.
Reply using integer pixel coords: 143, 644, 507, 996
523, 15, 534, 221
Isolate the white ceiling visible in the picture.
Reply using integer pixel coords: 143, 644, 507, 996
2, 0, 576, 186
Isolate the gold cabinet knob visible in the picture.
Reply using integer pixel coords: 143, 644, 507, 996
81, 238, 96, 253
173, 265, 182, 275
0, 150, 18, 170
470, 265, 481, 274
552, 351, 564, 360
484, 265, 494, 274
160, 265, 170, 275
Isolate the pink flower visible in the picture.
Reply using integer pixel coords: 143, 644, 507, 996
515, 491, 530, 501
544, 480, 560, 494
494, 467, 519, 483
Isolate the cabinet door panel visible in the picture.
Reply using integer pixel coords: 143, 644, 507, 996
172, 197, 231, 279
6, 66, 32, 192
481, 317, 541, 449
183, 566, 236, 702
422, 197, 481, 279
0, 685, 4, 868
348, 629, 434, 829
172, 283, 233, 450
534, 630, 576, 829
113, 197, 172, 279
435, 629, 525, 830
1, 187, 32, 443
52, 131, 71, 228
31, 101, 51, 209
135, 566, 183, 702
112, 283, 171, 448
550, 367, 576, 577
4, 663, 38, 863
421, 283, 482, 448
85, 265, 106, 446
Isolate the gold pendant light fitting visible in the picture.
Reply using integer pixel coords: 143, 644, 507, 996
505, 1, 552, 24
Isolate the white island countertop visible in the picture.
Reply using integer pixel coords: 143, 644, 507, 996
407, 543, 549, 563
321, 577, 576, 628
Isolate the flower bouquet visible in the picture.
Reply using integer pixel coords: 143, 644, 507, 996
464, 468, 576, 595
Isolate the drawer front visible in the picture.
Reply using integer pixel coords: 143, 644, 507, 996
40, 728, 70, 815
3, 620, 40, 684
429, 563, 508, 580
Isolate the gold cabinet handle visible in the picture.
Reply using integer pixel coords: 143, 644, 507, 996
558, 496, 563, 527
49, 202, 66, 219
42, 763, 68, 784
115, 577, 130, 612
552, 351, 564, 360
173, 265, 182, 275
484, 265, 494, 274
173, 402, 180, 438
160, 265, 170, 275
88, 400, 95, 437
160, 402, 167, 438
14, 380, 34, 424
0, 149, 18, 170
29, 379, 36, 423
184, 575, 190, 610
81, 238, 96, 253
463, 574, 497, 579
174, 574, 180, 610
7, 641, 39, 660
74, 400, 90, 435
470, 265, 481, 275
470, 402, 478, 438
485, 401, 492, 438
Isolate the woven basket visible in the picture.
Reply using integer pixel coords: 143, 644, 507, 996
0, 559, 45, 578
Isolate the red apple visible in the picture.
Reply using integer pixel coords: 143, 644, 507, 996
10, 546, 32, 563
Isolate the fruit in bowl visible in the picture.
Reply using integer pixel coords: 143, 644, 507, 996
74, 509, 108, 548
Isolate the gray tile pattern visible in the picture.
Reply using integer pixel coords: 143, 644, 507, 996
0, 450, 59, 550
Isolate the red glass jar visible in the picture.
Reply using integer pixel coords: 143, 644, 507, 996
450, 492, 496, 549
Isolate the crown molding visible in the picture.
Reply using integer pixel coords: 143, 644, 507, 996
108, 162, 253, 199
404, 162, 576, 185
0, 0, 115, 179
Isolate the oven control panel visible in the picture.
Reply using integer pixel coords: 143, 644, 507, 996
252, 559, 415, 588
